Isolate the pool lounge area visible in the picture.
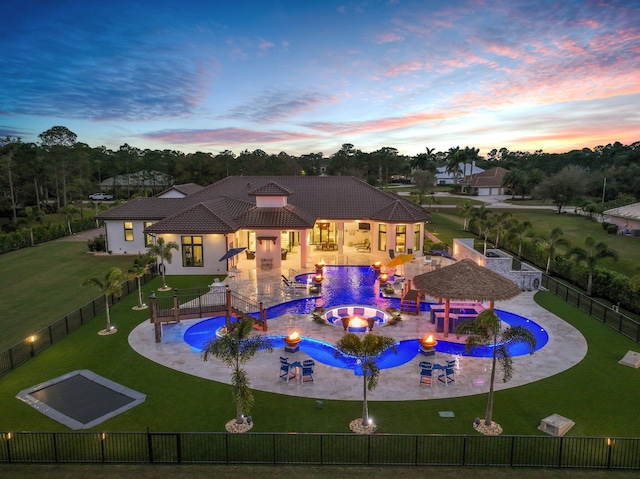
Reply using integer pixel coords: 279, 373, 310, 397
128, 252, 588, 401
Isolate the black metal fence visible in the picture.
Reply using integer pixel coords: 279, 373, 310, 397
0, 431, 639, 468
542, 275, 640, 343
0, 273, 155, 379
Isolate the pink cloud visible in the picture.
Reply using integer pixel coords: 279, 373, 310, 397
374, 32, 404, 44
385, 60, 424, 76
143, 128, 319, 146
258, 40, 274, 50
304, 111, 453, 135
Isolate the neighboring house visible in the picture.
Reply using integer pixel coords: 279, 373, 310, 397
603, 202, 640, 235
97, 176, 431, 275
434, 161, 484, 185
459, 167, 508, 196
100, 170, 174, 193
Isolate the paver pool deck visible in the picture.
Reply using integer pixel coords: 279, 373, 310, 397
129, 250, 587, 401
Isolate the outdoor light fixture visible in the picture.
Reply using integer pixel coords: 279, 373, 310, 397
372, 261, 382, 271
314, 273, 323, 283
378, 273, 388, 284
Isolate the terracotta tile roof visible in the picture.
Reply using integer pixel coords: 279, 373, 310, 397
460, 167, 508, 188
159, 183, 204, 196
234, 205, 316, 229
248, 181, 292, 196
370, 199, 430, 222
96, 197, 186, 220
99, 176, 431, 233
146, 199, 239, 234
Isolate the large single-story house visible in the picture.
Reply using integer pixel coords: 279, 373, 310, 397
97, 176, 432, 275
602, 202, 640, 235
459, 167, 508, 196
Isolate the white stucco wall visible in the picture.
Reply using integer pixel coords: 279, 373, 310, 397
104, 220, 149, 255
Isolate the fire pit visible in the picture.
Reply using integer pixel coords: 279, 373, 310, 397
284, 331, 301, 353
420, 335, 438, 356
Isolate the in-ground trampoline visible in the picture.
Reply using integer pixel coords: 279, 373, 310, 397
16, 369, 146, 430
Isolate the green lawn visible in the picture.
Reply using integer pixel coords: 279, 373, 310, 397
1, 225, 640, 437
0, 243, 135, 349
432, 209, 640, 277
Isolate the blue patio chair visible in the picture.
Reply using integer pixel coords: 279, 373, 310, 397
419, 362, 433, 387
279, 357, 296, 382
438, 360, 455, 386
302, 359, 315, 383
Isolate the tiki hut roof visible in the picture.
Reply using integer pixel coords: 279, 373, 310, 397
413, 258, 521, 302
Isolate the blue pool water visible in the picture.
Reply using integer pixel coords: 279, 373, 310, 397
183, 265, 549, 372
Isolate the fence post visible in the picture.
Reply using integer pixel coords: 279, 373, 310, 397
147, 428, 154, 463
172, 290, 179, 323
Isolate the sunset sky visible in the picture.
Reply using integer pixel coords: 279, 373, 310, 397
2, 0, 639, 157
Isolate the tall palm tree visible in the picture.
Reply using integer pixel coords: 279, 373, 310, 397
202, 317, 273, 425
567, 236, 618, 296
445, 146, 463, 185
506, 218, 533, 259
456, 200, 475, 231
147, 237, 178, 291
335, 333, 397, 429
455, 309, 536, 428
82, 267, 126, 334
129, 254, 153, 310
540, 227, 569, 275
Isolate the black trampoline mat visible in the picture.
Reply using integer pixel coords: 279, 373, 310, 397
16, 370, 146, 430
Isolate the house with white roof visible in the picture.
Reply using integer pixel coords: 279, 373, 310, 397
603, 202, 640, 235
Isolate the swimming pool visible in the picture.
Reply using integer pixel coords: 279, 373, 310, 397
183, 266, 549, 372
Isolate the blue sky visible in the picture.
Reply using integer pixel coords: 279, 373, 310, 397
1, 0, 639, 156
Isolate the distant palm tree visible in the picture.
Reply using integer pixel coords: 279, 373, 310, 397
491, 212, 512, 249
567, 236, 618, 296
59, 205, 79, 235
335, 333, 397, 429
540, 227, 569, 275
147, 237, 178, 291
202, 317, 273, 425
506, 218, 533, 259
82, 267, 126, 333
456, 200, 475, 231
455, 309, 536, 429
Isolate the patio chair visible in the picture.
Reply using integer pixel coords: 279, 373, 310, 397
437, 360, 456, 386
302, 360, 315, 383
419, 361, 433, 387
279, 357, 297, 382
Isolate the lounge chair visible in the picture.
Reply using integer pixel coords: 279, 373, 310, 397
356, 239, 370, 252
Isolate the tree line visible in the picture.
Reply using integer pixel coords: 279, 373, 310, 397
1, 126, 639, 229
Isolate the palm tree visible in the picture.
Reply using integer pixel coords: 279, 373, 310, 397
202, 317, 273, 425
335, 333, 397, 429
540, 227, 569, 275
445, 146, 463, 185
129, 254, 153, 310
456, 200, 475, 231
82, 267, 126, 334
567, 236, 618, 296
455, 309, 536, 429
59, 204, 79, 235
147, 237, 178, 291
491, 212, 512, 249
506, 218, 533, 259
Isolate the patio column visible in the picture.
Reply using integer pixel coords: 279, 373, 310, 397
300, 229, 309, 268
444, 298, 450, 338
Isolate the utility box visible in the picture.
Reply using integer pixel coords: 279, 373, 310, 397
538, 414, 575, 437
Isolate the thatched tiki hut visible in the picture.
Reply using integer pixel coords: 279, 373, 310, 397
413, 259, 521, 337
